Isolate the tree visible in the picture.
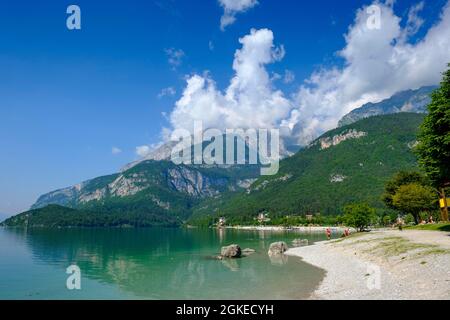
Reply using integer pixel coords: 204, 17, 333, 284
382, 171, 429, 210
382, 215, 392, 227
343, 203, 376, 232
416, 63, 450, 221
391, 183, 436, 225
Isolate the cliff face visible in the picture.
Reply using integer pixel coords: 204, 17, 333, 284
31, 160, 259, 215
314, 129, 367, 150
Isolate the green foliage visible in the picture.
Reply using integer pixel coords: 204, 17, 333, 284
343, 203, 376, 231
379, 209, 399, 227
1, 205, 180, 228
266, 214, 340, 227
392, 183, 437, 224
405, 222, 450, 232
382, 215, 392, 226
404, 214, 415, 225
382, 171, 429, 209
416, 63, 450, 187
191, 113, 425, 225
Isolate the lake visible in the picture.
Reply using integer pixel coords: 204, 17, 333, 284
0, 227, 330, 300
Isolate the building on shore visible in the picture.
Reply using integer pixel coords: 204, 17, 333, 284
256, 213, 271, 224
218, 217, 226, 227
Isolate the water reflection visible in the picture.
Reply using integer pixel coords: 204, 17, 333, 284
268, 254, 289, 266
1, 227, 328, 299
221, 258, 240, 272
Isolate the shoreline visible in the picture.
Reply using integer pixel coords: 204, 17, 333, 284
286, 229, 450, 300
224, 225, 355, 233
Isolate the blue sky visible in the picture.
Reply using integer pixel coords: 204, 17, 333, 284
1, 0, 449, 215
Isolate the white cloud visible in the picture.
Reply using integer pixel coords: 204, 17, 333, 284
283, 70, 295, 84
271, 70, 295, 84
165, 48, 185, 70
405, 1, 425, 37
270, 72, 282, 81
169, 28, 292, 135
284, 0, 450, 145
112, 147, 122, 155
158, 87, 176, 98
136, 145, 151, 157
135, 140, 170, 160
219, 0, 258, 31
160, 1, 450, 152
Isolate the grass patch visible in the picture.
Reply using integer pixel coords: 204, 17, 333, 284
404, 223, 450, 232
357, 236, 402, 244
333, 231, 450, 260
413, 248, 450, 258
361, 237, 441, 258
376, 239, 432, 256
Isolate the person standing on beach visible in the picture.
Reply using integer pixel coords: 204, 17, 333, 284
344, 228, 350, 237
326, 228, 332, 240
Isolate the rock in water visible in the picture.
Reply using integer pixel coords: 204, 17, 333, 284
221, 244, 242, 258
268, 242, 288, 256
292, 239, 309, 247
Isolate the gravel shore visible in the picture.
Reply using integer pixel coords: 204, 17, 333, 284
286, 229, 450, 300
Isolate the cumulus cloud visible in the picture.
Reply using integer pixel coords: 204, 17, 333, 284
169, 28, 292, 135
284, 0, 450, 145
158, 87, 176, 98
161, 1, 450, 151
165, 48, 185, 70
219, 0, 258, 31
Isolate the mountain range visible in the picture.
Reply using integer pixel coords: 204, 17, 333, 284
190, 113, 424, 225
338, 86, 436, 127
1, 86, 435, 227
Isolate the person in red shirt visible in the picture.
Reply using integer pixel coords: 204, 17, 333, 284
326, 228, 332, 240
344, 228, 350, 237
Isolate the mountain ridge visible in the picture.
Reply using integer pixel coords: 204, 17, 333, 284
5, 113, 425, 228
18, 84, 434, 227
338, 86, 436, 127
189, 113, 424, 225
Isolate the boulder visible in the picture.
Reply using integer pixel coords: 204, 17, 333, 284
292, 239, 309, 247
220, 244, 242, 258
268, 242, 288, 256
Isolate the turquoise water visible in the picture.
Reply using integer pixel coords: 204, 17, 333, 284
0, 227, 330, 300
